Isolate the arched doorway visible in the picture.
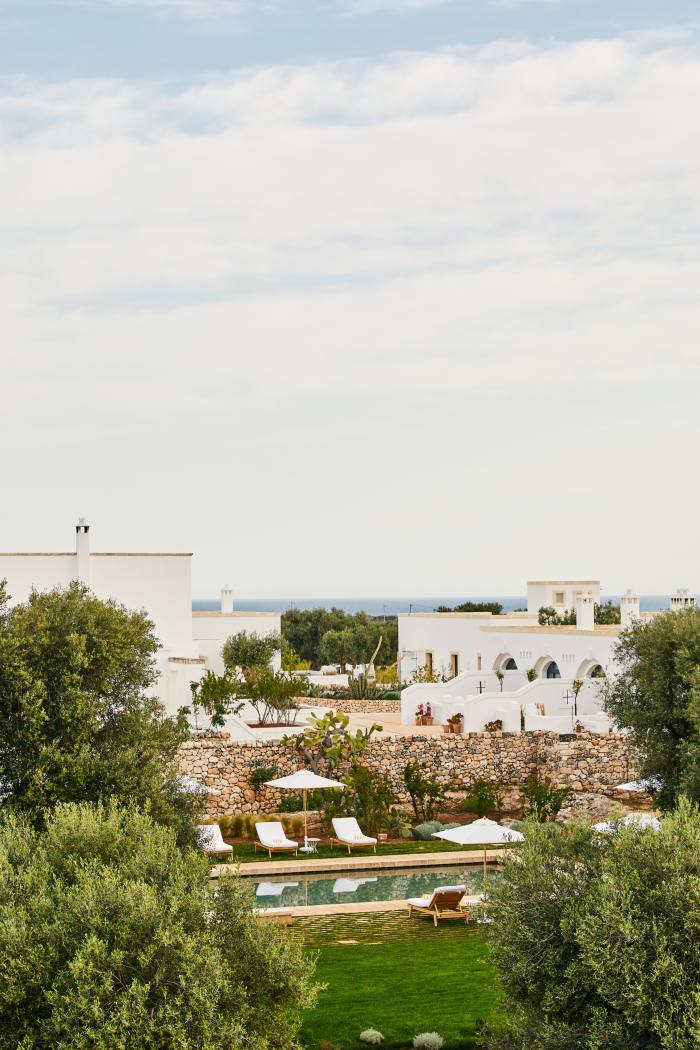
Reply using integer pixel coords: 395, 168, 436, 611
544, 660, 561, 679
504, 657, 518, 671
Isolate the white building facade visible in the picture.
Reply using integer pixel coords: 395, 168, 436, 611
398, 579, 693, 734
0, 521, 281, 716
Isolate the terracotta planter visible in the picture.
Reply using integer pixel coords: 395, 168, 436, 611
452, 723, 463, 735
424, 717, 433, 726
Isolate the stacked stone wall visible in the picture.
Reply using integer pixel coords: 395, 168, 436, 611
179, 730, 637, 820
304, 698, 401, 714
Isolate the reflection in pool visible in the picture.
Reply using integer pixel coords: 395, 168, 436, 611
246, 866, 499, 910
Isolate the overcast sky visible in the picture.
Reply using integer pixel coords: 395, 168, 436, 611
1, 1, 699, 599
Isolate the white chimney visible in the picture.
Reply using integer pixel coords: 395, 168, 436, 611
75, 517, 91, 585
576, 592, 595, 631
620, 589, 640, 629
221, 584, 233, 613
670, 588, 696, 612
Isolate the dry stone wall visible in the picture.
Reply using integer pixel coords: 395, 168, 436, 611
179, 730, 637, 819
304, 699, 401, 714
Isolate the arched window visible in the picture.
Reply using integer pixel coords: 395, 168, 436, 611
545, 660, 561, 679
504, 657, 518, 671
589, 664, 605, 679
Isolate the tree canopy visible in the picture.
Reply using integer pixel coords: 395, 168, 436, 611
486, 801, 700, 1050
0, 582, 196, 843
605, 608, 700, 808
435, 601, 503, 614
221, 630, 281, 672
282, 608, 397, 668
0, 802, 317, 1049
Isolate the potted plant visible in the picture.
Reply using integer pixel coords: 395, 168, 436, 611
424, 703, 433, 726
415, 703, 425, 726
574, 719, 585, 733
484, 718, 503, 733
450, 712, 463, 735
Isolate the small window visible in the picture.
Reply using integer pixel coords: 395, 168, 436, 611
476, 652, 482, 671
504, 657, 517, 671
554, 591, 566, 606
450, 653, 459, 678
545, 660, 561, 679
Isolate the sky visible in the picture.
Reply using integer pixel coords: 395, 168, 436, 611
1, 0, 699, 599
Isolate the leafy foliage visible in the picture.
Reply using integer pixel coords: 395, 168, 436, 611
343, 764, 395, 836
435, 601, 503, 615
485, 802, 700, 1050
249, 764, 279, 792
242, 667, 307, 725
0, 582, 198, 845
520, 774, 572, 822
0, 802, 317, 1049
460, 778, 504, 818
538, 601, 620, 626
221, 630, 281, 672
605, 608, 700, 809
403, 761, 449, 822
183, 669, 243, 730
288, 710, 381, 775
282, 608, 397, 668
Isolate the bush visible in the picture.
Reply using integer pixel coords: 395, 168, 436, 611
250, 765, 278, 792
0, 802, 317, 1049
383, 808, 412, 838
484, 719, 503, 732
485, 800, 700, 1050
359, 1030, 384, 1045
403, 761, 449, 822
413, 1034, 444, 1050
279, 794, 304, 812
0, 583, 199, 846
344, 764, 396, 836
413, 820, 444, 840
460, 778, 504, 818
521, 774, 572, 822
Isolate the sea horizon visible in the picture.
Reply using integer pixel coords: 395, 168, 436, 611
191, 594, 691, 616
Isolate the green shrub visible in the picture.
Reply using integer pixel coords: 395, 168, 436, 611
413, 820, 444, 840
250, 765, 279, 792
460, 778, 505, 818
0, 802, 317, 1049
403, 762, 449, 822
521, 774, 572, 822
279, 794, 304, 812
485, 800, 700, 1050
383, 808, 412, 839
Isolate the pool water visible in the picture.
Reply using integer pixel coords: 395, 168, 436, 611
247, 865, 498, 910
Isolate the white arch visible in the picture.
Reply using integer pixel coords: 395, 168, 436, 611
576, 658, 606, 679
493, 652, 518, 673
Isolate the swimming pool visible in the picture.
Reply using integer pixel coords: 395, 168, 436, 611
246, 865, 498, 910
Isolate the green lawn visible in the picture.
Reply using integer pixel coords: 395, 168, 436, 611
299, 920, 498, 1050
218, 840, 500, 866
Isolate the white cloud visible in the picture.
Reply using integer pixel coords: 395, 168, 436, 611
1, 34, 700, 594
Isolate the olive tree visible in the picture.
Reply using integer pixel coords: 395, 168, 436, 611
0, 582, 198, 843
484, 801, 700, 1050
222, 630, 281, 672
0, 803, 317, 1049
605, 608, 700, 808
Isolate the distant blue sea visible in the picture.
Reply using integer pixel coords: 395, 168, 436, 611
192, 595, 682, 615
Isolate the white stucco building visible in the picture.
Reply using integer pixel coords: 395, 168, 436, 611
0, 520, 281, 716
398, 579, 694, 734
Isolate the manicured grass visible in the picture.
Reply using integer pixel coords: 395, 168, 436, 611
299, 921, 498, 1049
218, 840, 500, 865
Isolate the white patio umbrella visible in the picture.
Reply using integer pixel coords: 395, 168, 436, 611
173, 775, 220, 796
615, 776, 662, 794
265, 769, 344, 852
432, 818, 524, 890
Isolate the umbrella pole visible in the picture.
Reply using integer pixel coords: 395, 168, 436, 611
304, 789, 308, 849
483, 847, 487, 897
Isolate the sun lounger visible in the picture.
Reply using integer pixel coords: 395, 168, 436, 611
254, 821, 299, 858
330, 817, 378, 854
197, 824, 233, 856
406, 884, 467, 926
